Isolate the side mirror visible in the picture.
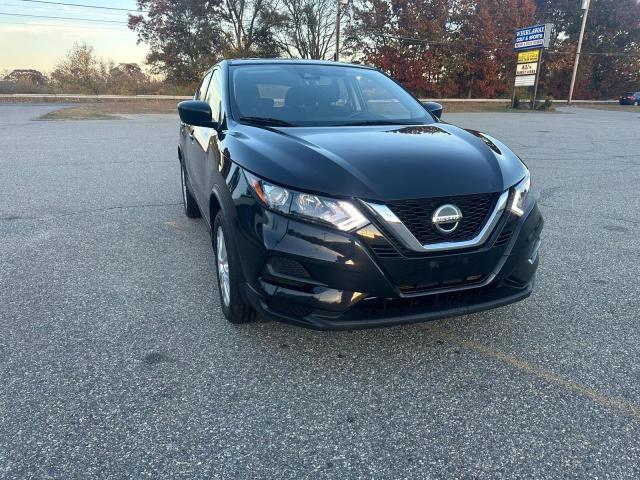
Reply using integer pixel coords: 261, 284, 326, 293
422, 101, 443, 119
178, 100, 218, 128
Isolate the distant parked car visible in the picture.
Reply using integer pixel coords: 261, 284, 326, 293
619, 92, 640, 105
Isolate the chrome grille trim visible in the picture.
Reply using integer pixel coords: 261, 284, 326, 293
361, 190, 510, 253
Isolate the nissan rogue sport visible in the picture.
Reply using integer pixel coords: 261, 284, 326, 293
177, 59, 543, 330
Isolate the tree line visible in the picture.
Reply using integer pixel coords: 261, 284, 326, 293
126, 0, 640, 99
0, 44, 168, 96
3, 0, 639, 98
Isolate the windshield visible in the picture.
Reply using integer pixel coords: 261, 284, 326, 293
229, 63, 435, 127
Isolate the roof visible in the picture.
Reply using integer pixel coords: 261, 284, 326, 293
225, 58, 374, 70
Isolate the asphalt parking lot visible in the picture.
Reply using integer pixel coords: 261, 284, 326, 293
1, 104, 639, 479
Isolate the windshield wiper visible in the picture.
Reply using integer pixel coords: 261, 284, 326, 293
239, 116, 296, 127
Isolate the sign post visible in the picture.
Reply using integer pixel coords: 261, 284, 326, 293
530, 52, 543, 109
512, 24, 552, 109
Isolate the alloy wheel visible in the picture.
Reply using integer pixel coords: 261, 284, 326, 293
216, 226, 231, 307
180, 166, 188, 208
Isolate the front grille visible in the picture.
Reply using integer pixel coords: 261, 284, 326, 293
387, 193, 498, 245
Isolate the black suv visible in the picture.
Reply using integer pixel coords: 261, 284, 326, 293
177, 59, 542, 329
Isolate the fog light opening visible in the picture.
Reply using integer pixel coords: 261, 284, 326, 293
528, 239, 541, 265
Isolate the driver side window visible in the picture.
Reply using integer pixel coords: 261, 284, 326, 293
205, 69, 222, 122
195, 71, 212, 101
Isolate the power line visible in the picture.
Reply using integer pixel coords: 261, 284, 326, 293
5, 1, 131, 19
547, 50, 640, 58
0, 20, 128, 30
355, 31, 640, 58
0, 12, 129, 24
16, 0, 145, 13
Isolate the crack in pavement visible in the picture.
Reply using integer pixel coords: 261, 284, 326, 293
0, 160, 174, 169
0, 202, 182, 222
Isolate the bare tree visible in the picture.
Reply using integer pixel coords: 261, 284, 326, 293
223, 0, 280, 55
277, 0, 337, 59
50, 43, 112, 94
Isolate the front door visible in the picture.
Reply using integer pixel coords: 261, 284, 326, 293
192, 69, 223, 216
185, 71, 212, 201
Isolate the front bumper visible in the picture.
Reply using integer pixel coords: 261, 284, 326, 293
231, 176, 543, 330
246, 278, 535, 330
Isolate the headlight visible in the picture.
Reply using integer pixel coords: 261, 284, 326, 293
509, 172, 530, 216
244, 171, 369, 232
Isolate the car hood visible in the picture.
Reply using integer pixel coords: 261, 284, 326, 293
226, 122, 528, 201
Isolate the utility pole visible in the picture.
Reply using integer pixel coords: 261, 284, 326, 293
568, 0, 591, 105
335, 0, 349, 61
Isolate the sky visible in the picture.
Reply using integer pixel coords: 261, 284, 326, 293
0, 0, 149, 73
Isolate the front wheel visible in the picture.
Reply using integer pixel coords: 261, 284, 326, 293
213, 211, 255, 324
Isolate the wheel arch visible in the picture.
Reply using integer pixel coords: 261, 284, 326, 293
209, 190, 223, 229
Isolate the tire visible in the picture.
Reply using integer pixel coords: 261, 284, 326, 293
180, 163, 201, 218
213, 210, 255, 324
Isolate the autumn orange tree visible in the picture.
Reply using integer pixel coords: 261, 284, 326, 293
350, 0, 640, 99
454, 0, 536, 98
349, 0, 536, 98
348, 0, 455, 97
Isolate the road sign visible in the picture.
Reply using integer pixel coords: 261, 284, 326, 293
516, 63, 538, 76
515, 24, 553, 51
517, 49, 540, 64
514, 75, 536, 87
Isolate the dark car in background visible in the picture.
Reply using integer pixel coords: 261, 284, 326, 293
619, 92, 640, 105
177, 59, 543, 330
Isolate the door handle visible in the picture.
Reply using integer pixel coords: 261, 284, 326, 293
189, 130, 194, 141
